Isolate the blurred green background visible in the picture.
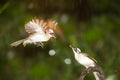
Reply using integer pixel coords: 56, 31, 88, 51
0, 0, 120, 80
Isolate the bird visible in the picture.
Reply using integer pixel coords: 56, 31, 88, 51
69, 45, 100, 80
10, 18, 57, 47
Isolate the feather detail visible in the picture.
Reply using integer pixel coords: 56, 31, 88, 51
46, 19, 58, 30
84, 53, 97, 64
25, 18, 46, 34
10, 39, 25, 47
25, 18, 57, 34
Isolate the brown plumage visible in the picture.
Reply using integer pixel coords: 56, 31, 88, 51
11, 18, 57, 47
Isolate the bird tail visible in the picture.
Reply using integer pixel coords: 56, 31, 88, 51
93, 72, 100, 80
10, 39, 25, 47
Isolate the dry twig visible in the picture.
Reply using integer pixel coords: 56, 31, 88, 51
79, 66, 105, 80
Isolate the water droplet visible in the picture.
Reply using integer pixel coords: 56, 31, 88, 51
64, 58, 71, 64
49, 49, 56, 56
7, 50, 14, 60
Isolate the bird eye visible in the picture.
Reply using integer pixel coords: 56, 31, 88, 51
50, 33, 56, 38
74, 48, 80, 54
74, 48, 78, 52
50, 33, 54, 35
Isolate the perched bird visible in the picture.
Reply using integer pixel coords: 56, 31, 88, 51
11, 18, 57, 47
69, 45, 100, 80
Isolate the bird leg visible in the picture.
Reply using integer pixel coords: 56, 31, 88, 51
34, 42, 44, 48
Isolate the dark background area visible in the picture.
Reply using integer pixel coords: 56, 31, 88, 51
0, 0, 120, 80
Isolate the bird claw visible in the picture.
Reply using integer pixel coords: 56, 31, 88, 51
35, 42, 44, 48
23, 43, 27, 47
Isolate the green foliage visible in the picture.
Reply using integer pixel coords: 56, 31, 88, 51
82, 27, 103, 45
29, 63, 52, 79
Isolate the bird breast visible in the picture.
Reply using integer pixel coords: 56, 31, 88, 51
75, 54, 95, 68
27, 33, 50, 42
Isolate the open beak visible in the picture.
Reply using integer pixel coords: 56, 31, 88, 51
69, 45, 74, 50
69, 45, 78, 53
50, 33, 56, 42
50, 33, 56, 39
69, 45, 73, 48
52, 33, 56, 39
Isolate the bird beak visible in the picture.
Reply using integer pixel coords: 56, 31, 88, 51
69, 45, 73, 48
52, 33, 56, 39
69, 45, 78, 53
69, 45, 74, 50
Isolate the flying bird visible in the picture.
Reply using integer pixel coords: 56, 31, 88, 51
11, 18, 57, 47
69, 45, 100, 80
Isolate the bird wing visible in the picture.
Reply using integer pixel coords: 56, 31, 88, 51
45, 19, 57, 30
25, 18, 47, 35
84, 53, 97, 64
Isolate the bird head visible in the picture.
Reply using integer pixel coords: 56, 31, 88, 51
69, 45, 81, 54
47, 29, 56, 39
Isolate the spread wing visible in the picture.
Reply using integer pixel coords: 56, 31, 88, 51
25, 19, 47, 35
45, 19, 58, 30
